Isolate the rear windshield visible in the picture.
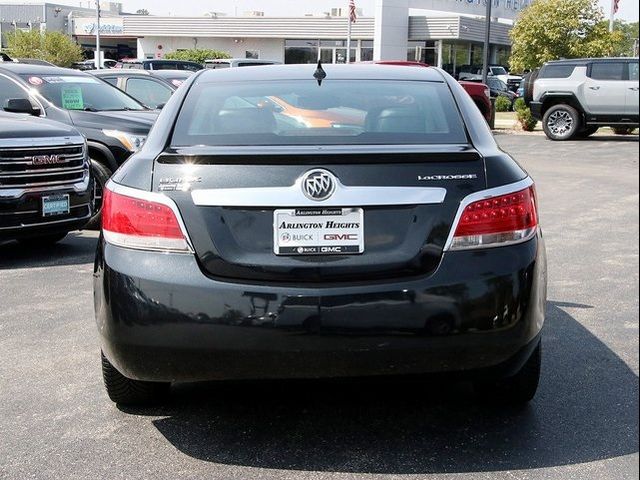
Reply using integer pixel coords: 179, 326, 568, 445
171, 80, 467, 146
539, 64, 577, 79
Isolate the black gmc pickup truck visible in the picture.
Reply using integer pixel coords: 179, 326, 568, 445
0, 112, 92, 245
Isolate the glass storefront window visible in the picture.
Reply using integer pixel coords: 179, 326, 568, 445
285, 40, 319, 64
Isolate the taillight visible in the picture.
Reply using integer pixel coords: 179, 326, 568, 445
102, 184, 191, 253
448, 185, 538, 250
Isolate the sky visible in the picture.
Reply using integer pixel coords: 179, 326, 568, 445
115, 0, 639, 22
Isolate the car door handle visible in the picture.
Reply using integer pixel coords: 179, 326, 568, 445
589, 86, 601, 90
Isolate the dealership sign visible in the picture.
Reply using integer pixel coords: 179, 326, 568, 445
74, 18, 125, 35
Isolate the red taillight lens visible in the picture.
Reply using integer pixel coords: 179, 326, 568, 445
102, 186, 190, 252
450, 186, 538, 250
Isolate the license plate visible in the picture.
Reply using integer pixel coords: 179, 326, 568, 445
274, 208, 364, 256
42, 194, 70, 217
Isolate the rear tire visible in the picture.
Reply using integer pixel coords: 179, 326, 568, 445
101, 351, 170, 406
84, 160, 112, 231
18, 232, 67, 247
473, 342, 541, 404
543, 104, 581, 141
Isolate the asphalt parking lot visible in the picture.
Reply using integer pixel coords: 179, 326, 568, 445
0, 133, 638, 480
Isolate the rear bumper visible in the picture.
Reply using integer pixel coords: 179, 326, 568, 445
530, 102, 543, 120
95, 234, 547, 382
0, 179, 93, 241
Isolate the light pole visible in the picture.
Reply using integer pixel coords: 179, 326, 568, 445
481, 0, 493, 85
95, 0, 101, 69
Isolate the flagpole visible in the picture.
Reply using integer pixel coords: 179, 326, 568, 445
346, 3, 352, 64
609, 0, 615, 32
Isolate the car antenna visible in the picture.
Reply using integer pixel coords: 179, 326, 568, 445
314, 61, 327, 86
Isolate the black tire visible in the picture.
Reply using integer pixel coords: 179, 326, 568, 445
85, 160, 112, 231
542, 104, 581, 141
474, 342, 541, 404
522, 69, 539, 106
101, 351, 170, 406
18, 232, 67, 247
576, 126, 599, 138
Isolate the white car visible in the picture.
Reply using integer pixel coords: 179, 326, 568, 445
527, 57, 639, 140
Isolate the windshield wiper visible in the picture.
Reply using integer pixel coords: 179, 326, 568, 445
102, 107, 145, 112
83, 106, 99, 112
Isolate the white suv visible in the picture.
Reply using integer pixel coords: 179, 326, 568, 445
527, 58, 639, 140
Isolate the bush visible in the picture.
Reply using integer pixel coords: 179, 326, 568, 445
5, 30, 82, 67
612, 126, 638, 135
164, 48, 231, 64
495, 96, 512, 112
517, 107, 538, 132
514, 97, 527, 113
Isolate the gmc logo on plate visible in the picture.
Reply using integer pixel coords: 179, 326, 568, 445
324, 234, 358, 241
31, 155, 63, 166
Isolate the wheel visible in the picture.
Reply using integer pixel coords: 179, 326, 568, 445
522, 69, 539, 106
575, 126, 599, 138
473, 342, 541, 404
101, 351, 170, 406
84, 160, 112, 230
543, 104, 581, 140
18, 232, 67, 247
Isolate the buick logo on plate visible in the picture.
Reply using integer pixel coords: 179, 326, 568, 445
31, 155, 63, 166
301, 169, 336, 201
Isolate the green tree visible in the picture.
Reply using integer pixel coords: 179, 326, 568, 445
605, 20, 639, 56
510, 0, 624, 72
164, 48, 231, 64
5, 30, 83, 67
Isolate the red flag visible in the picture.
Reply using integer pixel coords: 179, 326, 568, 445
614, 0, 620, 14
349, 0, 357, 23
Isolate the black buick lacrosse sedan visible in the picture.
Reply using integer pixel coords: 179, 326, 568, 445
94, 64, 547, 405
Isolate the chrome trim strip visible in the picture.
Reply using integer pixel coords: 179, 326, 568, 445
0, 167, 86, 178
0, 156, 85, 166
192, 178, 447, 208
443, 177, 535, 252
106, 181, 195, 254
0, 177, 90, 200
0, 211, 91, 230
0, 137, 85, 149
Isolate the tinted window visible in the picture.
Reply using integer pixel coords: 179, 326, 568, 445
490, 66, 508, 76
206, 63, 230, 69
126, 78, 172, 108
629, 62, 639, 82
172, 80, 468, 147
102, 77, 119, 86
540, 64, 576, 79
590, 62, 626, 81
0, 75, 30, 107
19, 74, 145, 111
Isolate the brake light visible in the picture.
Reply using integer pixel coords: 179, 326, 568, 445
449, 186, 538, 250
102, 185, 190, 252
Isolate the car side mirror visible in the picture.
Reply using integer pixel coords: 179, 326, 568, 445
3, 98, 41, 116
156, 103, 166, 110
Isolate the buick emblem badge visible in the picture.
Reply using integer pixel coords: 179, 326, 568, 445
301, 169, 336, 201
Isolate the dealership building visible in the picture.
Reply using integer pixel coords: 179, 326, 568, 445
2, 0, 527, 73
